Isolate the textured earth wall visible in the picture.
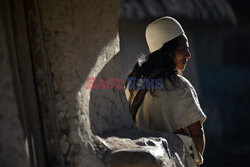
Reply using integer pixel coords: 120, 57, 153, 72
0, 7, 29, 167
0, 0, 184, 166
36, 0, 184, 166
38, 0, 124, 166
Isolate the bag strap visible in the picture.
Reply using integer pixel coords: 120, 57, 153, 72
129, 89, 147, 121
127, 68, 167, 121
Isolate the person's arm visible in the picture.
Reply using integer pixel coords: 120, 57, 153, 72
187, 121, 205, 166
187, 121, 205, 154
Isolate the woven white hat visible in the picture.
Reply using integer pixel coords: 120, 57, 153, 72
146, 16, 185, 53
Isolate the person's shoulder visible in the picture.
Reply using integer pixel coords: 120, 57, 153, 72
178, 75, 199, 99
178, 75, 194, 88
162, 75, 188, 90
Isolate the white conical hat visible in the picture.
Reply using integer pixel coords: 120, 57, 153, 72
145, 16, 185, 53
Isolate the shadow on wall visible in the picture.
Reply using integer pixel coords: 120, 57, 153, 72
53, 32, 121, 139
89, 52, 140, 138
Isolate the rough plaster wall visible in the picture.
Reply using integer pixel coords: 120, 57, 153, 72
38, 0, 124, 166
89, 52, 136, 136
0, 11, 29, 167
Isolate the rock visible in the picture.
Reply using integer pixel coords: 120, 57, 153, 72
95, 136, 184, 167
104, 149, 161, 167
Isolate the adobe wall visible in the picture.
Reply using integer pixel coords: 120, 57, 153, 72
0, 0, 184, 166
38, 0, 133, 166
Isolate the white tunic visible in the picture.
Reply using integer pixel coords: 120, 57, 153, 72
125, 75, 206, 133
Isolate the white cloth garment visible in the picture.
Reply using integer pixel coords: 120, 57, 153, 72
125, 75, 206, 133
125, 75, 206, 166
177, 134, 200, 167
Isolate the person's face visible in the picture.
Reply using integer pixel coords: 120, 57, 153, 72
173, 34, 191, 72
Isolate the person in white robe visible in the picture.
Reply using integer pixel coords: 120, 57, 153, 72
125, 16, 207, 167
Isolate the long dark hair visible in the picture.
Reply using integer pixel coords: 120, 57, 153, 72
125, 35, 181, 95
